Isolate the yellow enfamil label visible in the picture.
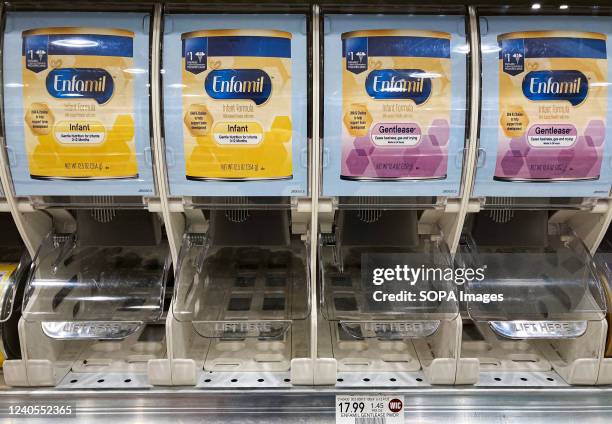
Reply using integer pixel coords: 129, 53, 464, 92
22, 27, 137, 180
0, 263, 17, 366
181, 29, 292, 180
496, 31, 607, 181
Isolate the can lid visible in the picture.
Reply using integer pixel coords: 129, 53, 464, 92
22, 27, 134, 38
341, 29, 451, 40
498, 30, 607, 42
181, 29, 292, 40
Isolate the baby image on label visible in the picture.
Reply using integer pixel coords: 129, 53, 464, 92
181, 29, 292, 180
22, 27, 137, 180
341, 30, 452, 180
496, 31, 608, 181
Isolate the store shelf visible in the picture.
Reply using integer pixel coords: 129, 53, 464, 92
0, 3, 611, 419
0, 386, 611, 423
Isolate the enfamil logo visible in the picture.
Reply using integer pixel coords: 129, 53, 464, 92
522, 70, 589, 106
204, 69, 272, 105
365, 68, 432, 105
46, 68, 114, 104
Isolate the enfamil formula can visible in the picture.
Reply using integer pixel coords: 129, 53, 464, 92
0, 263, 17, 366
181, 29, 293, 181
496, 31, 608, 182
22, 27, 137, 180
341, 29, 452, 181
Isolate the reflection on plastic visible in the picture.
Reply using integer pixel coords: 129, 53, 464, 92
41, 320, 142, 340
193, 320, 292, 339
489, 320, 588, 339
340, 320, 440, 340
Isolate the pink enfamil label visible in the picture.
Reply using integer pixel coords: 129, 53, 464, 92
495, 31, 608, 181
340, 30, 452, 180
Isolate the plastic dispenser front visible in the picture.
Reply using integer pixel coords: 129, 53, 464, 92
169, 199, 311, 387
16, 211, 171, 388
457, 210, 608, 386
161, 7, 312, 387
0, 8, 173, 388
319, 206, 461, 386
593, 228, 612, 384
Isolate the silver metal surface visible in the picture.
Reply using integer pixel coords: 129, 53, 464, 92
56, 372, 152, 390
186, 175, 293, 181
476, 371, 568, 387
339, 175, 448, 181
489, 320, 588, 339
0, 387, 611, 423
493, 176, 600, 183
196, 371, 293, 389
28, 174, 139, 181
335, 371, 430, 388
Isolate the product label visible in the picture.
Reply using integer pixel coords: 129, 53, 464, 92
336, 395, 404, 424
22, 28, 137, 180
341, 30, 451, 180
496, 31, 608, 181
181, 30, 293, 180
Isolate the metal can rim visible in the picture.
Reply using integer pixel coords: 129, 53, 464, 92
181, 29, 292, 40
497, 30, 607, 42
341, 29, 451, 40
22, 27, 134, 38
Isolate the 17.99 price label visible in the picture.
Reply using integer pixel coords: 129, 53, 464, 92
336, 395, 404, 424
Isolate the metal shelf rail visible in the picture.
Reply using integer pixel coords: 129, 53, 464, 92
0, 387, 611, 423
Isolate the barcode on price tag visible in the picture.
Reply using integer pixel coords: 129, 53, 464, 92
336, 395, 404, 424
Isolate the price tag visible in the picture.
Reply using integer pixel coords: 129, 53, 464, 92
336, 395, 404, 424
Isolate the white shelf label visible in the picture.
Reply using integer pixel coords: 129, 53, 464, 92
336, 395, 404, 424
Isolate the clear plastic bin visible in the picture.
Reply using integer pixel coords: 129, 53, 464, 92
458, 231, 607, 385
318, 210, 460, 385
593, 233, 612, 384
171, 209, 310, 379
19, 232, 171, 386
